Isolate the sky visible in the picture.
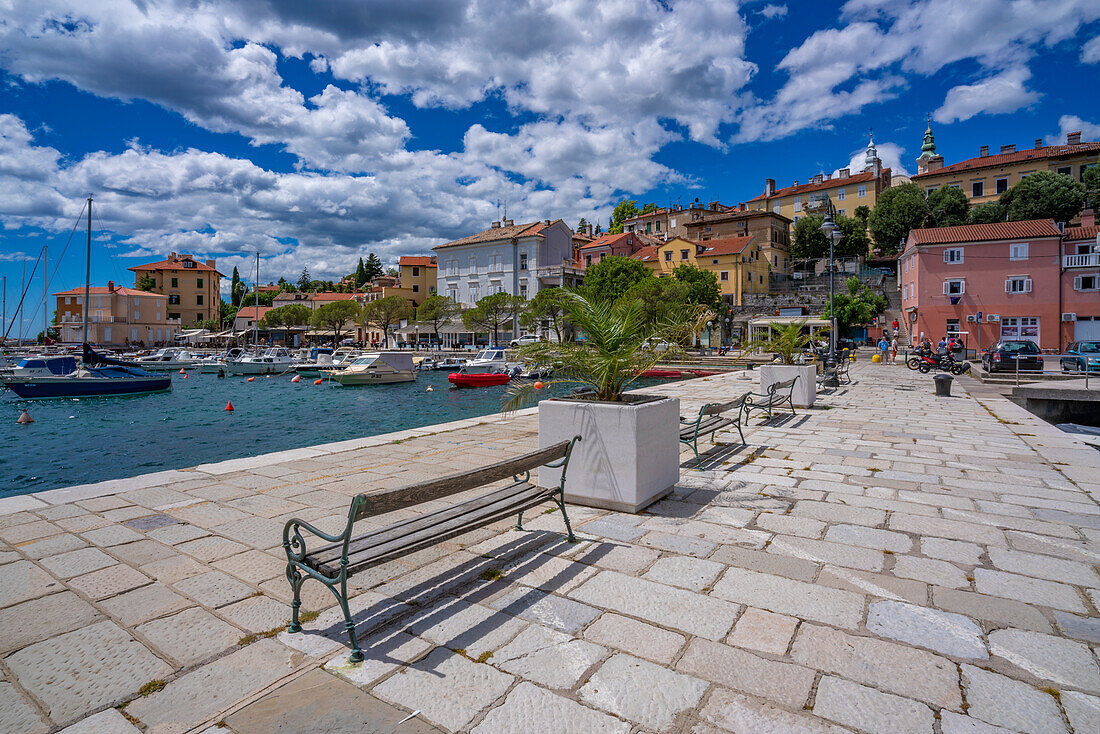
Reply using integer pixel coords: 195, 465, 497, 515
1, 0, 1099, 336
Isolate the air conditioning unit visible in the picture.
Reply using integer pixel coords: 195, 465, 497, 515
986, 314, 1000, 322
1062, 313, 1077, 322
966, 315, 976, 322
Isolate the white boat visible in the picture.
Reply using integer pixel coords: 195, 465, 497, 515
430, 356, 468, 371
134, 347, 202, 371
197, 348, 243, 373
325, 352, 416, 385
225, 347, 296, 375
330, 348, 362, 368
458, 349, 509, 375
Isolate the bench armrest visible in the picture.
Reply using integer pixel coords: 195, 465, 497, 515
283, 516, 352, 564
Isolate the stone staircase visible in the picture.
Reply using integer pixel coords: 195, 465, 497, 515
882, 274, 909, 344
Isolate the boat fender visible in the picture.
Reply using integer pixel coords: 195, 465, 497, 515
246, 377, 255, 382
217, 369, 225, 378
182, 373, 188, 379
16, 410, 33, 424
314, 378, 323, 385
426, 386, 433, 392
225, 401, 234, 411
179, 368, 187, 374
291, 375, 301, 383
534, 381, 544, 389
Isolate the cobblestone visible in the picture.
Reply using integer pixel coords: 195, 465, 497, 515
961, 664, 1068, 734
583, 612, 685, 664
493, 623, 605, 688
867, 600, 987, 659
813, 676, 934, 734
0, 591, 101, 654
711, 566, 864, 629
728, 607, 799, 655
988, 628, 1100, 692
472, 682, 630, 734
135, 607, 242, 666
677, 637, 816, 709
579, 653, 707, 731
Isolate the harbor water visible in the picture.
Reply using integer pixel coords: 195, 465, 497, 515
1, 370, 680, 497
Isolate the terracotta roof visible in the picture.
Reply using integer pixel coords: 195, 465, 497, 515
399, 256, 437, 267
683, 209, 791, 225
129, 254, 225, 277
236, 306, 272, 320
629, 246, 661, 263
579, 233, 632, 251
748, 170, 884, 202
435, 221, 547, 249
913, 142, 1100, 179
699, 236, 755, 256
55, 285, 167, 297
908, 220, 1062, 245
310, 292, 357, 301
1065, 225, 1100, 241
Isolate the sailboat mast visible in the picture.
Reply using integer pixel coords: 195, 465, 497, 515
43, 245, 47, 344
18, 261, 24, 345
253, 251, 259, 347
82, 197, 92, 347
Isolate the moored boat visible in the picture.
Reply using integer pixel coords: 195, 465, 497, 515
225, 347, 295, 375
133, 347, 202, 371
448, 372, 511, 387
325, 352, 416, 385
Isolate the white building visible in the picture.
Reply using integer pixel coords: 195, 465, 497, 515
432, 219, 581, 307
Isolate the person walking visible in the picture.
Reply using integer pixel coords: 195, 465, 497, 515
890, 335, 899, 365
877, 335, 890, 364
892, 318, 900, 335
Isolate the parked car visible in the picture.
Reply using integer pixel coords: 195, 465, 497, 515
509, 334, 541, 347
1060, 341, 1100, 373
983, 340, 1044, 373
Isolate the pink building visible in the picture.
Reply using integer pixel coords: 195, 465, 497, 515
900, 217, 1100, 352
577, 232, 648, 268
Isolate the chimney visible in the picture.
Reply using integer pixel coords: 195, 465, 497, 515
838, 168, 850, 179
1000, 144, 1016, 154
491, 221, 501, 228
793, 180, 799, 186
980, 145, 989, 157
765, 179, 776, 196
1034, 138, 1042, 149
1082, 209, 1096, 228
504, 219, 513, 227
108, 280, 114, 291
205, 259, 215, 267
544, 219, 551, 226
1067, 130, 1082, 145
169, 252, 176, 259
739, 202, 746, 210
708, 200, 719, 211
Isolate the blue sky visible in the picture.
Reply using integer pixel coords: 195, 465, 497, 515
1, 0, 1099, 336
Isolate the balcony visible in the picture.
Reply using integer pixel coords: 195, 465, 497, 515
1065, 253, 1100, 268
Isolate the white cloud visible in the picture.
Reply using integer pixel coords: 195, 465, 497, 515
834, 141, 911, 178
934, 67, 1039, 123
758, 4, 788, 19
1050, 115, 1100, 144
1082, 35, 1100, 63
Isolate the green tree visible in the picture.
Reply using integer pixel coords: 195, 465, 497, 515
416, 294, 462, 346
1000, 170, 1086, 223
297, 267, 312, 292
583, 255, 653, 302
220, 299, 235, 327
462, 292, 523, 346
135, 273, 156, 292
672, 264, 722, 314
230, 266, 243, 307
823, 277, 888, 333
791, 213, 870, 259
260, 303, 311, 345
239, 290, 276, 308
641, 202, 659, 214
311, 300, 360, 343
355, 257, 367, 287
1083, 165, 1100, 209
868, 183, 930, 255
577, 217, 589, 233
608, 199, 641, 234
619, 276, 691, 326
361, 295, 413, 348
363, 253, 384, 282
970, 200, 1006, 224
853, 205, 871, 227
276, 277, 295, 293
521, 287, 572, 342
925, 185, 970, 227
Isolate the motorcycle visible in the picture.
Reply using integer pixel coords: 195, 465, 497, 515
916, 350, 969, 375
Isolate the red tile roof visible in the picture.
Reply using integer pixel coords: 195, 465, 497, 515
310, 292, 358, 301
236, 306, 272, 320
1065, 225, 1100, 241
129, 254, 225, 276
699, 236, 755, 256
629, 245, 661, 263
748, 170, 885, 202
908, 220, 1062, 245
435, 221, 552, 249
579, 233, 633, 251
55, 285, 167, 297
399, 256, 437, 267
913, 142, 1100, 179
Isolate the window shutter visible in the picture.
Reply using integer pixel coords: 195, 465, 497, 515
944, 281, 950, 295
943, 250, 949, 263
1005, 279, 1012, 293
1074, 275, 1082, 290
1024, 278, 1032, 293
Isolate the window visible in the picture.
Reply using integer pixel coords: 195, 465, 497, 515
926, 187, 936, 195
946, 318, 960, 335
446, 288, 458, 302
950, 183, 961, 189
1073, 274, 1098, 291
746, 270, 751, 281
196, 278, 203, 288
669, 217, 677, 229
489, 254, 503, 272
773, 255, 778, 266
196, 294, 203, 305
1004, 277, 1032, 293
773, 203, 780, 213
168, 313, 179, 321
943, 248, 964, 263
183, 260, 195, 269
1010, 243, 1028, 260
655, 221, 661, 232
412, 266, 420, 277
412, 284, 420, 293
793, 197, 802, 213
971, 181, 984, 197
1057, 166, 1071, 176
943, 279, 965, 296
663, 250, 672, 262
712, 259, 718, 264
519, 284, 528, 299
645, 222, 652, 233
720, 271, 729, 281
585, 254, 593, 266
1001, 316, 1039, 342
837, 188, 845, 201
447, 259, 457, 276
170, 277, 178, 288
680, 249, 689, 260
760, 274, 764, 284
168, 294, 181, 305
857, 185, 867, 197
704, 226, 712, 232
468, 285, 479, 303
519, 253, 528, 271
469, 256, 477, 275
996, 177, 1009, 194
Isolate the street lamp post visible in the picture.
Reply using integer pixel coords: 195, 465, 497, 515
819, 197, 842, 387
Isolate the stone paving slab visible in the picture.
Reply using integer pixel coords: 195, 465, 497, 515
5, 364, 1100, 732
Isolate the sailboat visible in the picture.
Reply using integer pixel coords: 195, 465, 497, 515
1, 198, 172, 398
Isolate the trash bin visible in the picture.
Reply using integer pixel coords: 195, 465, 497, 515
933, 373, 952, 397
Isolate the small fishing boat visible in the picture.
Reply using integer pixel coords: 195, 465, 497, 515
197, 348, 243, 373
133, 347, 202, 371
326, 352, 416, 385
225, 347, 296, 375
448, 371, 511, 387
641, 369, 682, 378
461, 349, 509, 373
430, 356, 468, 371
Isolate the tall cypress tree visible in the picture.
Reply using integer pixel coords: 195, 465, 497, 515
364, 253, 384, 281
355, 257, 367, 286
231, 266, 242, 307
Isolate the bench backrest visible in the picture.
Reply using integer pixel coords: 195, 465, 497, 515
350, 439, 574, 521
769, 376, 799, 394
701, 393, 750, 416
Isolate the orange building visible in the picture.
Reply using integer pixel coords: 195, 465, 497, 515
129, 252, 224, 326
55, 281, 178, 346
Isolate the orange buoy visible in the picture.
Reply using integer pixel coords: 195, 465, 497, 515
291, 374, 301, 383
533, 381, 544, 389
246, 376, 255, 382
313, 378, 323, 385
17, 409, 34, 424
225, 401, 234, 411
178, 368, 187, 374
182, 373, 188, 379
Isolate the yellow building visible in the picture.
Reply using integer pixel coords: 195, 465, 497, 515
129, 252, 224, 326
397, 256, 437, 305
55, 281, 179, 346
630, 236, 768, 306
913, 128, 1099, 205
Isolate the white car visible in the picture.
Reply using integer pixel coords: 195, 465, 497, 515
510, 334, 541, 347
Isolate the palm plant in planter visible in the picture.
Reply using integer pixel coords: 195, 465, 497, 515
505, 291, 711, 513
749, 320, 819, 408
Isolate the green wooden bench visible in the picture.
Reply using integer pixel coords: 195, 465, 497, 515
679, 394, 751, 468
282, 437, 581, 662
746, 376, 799, 420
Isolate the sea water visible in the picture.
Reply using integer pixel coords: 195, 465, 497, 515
1, 371, 679, 497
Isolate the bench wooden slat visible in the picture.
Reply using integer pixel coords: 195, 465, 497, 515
350, 441, 570, 520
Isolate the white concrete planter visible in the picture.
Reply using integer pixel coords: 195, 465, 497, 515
538, 395, 680, 513
759, 364, 817, 408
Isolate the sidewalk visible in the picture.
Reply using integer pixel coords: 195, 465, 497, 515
2, 363, 1099, 733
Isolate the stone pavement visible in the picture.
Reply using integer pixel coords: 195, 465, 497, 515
2, 362, 1100, 733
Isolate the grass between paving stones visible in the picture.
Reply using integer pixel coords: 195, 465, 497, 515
452, 648, 493, 663
138, 679, 167, 697
1043, 687, 1062, 701
478, 568, 504, 582
116, 706, 141, 725
238, 624, 288, 646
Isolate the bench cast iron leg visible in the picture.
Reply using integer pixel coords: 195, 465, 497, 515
286, 564, 304, 633
554, 494, 576, 543
515, 511, 523, 531
336, 567, 364, 663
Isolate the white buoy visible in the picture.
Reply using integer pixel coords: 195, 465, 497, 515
291, 374, 301, 383
426, 386, 434, 392
17, 409, 34, 424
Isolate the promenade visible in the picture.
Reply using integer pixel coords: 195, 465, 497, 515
2, 363, 1099, 734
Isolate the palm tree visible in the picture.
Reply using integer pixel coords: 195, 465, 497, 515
747, 320, 814, 364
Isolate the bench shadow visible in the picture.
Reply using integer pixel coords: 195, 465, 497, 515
683, 441, 754, 470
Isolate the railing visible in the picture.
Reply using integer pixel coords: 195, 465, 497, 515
1064, 253, 1100, 268
1006, 353, 1097, 388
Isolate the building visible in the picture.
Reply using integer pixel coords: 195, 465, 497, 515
433, 219, 580, 306
631, 236, 769, 306
622, 200, 734, 240
271, 291, 360, 311
128, 252, 225, 326
55, 281, 178, 346
682, 206, 792, 274
899, 218, 1100, 351
577, 232, 648, 268
913, 129, 1100, 206
398, 256, 437, 305
233, 305, 272, 332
